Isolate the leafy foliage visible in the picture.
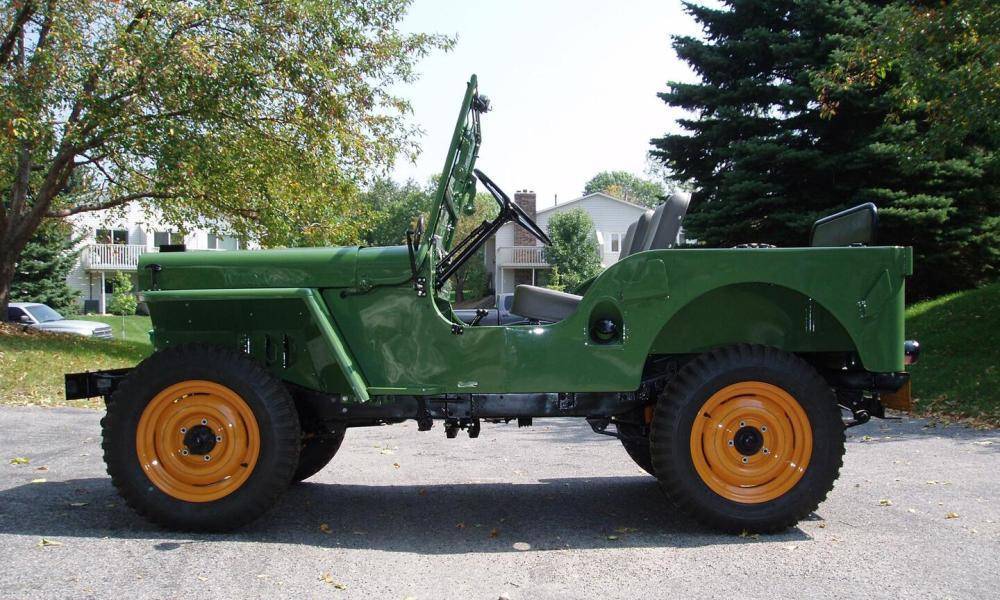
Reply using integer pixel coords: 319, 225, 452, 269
652, 0, 997, 299
819, 0, 999, 153
545, 209, 602, 292
0, 0, 450, 313
362, 178, 433, 247
450, 192, 499, 303
9, 221, 80, 313
583, 171, 665, 208
108, 271, 136, 317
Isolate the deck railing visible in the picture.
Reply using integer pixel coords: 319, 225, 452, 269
83, 244, 157, 270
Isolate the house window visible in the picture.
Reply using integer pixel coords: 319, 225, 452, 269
154, 231, 180, 247
207, 234, 240, 250
610, 232, 622, 253
96, 229, 128, 244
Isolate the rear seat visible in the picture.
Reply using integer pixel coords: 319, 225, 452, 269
510, 193, 690, 323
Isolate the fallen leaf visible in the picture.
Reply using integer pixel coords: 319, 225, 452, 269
319, 573, 347, 589
614, 527, 638, 534
319, 523, 332, 534
455, 522, 465, 529
418, 488, 427, 496
35, 466, 48, 471
197, 577, 208, 582
489, 528, 499, 538
38, 538, 62, 547
945, 512, 960, 519
606, 535, 619, 541
393, 463, 400, 469
785, 544, 798, 551
512, 541, 531, 551
351, 530, 366, 536
30, 478, 46, 484
860, 435, 873, 442
878, 499, 893, 506
68, 502, 88, 508
9, 457, 29, 465
818, 523, 827, 528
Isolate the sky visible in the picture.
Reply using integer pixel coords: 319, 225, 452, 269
391, 0, 708, 211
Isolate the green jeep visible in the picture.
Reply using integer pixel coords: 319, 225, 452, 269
66, 75, 919, 533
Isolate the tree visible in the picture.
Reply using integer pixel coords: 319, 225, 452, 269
545, 208, 602, 292
820, 0, 999, 153
651, 0, 996, 299
0, 0, 450, 318
108, 270, 137, 317
8, 220, 79, 313
583, 171, 665, 208
361, 178, 433, 247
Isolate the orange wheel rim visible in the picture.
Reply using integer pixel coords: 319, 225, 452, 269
136, 380, 260, 502
690, 381, 812, 504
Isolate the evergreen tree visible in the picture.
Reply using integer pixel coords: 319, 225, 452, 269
9, 221, 80, 313
652, 0, 996, 298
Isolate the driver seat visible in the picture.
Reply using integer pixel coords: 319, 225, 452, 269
511, 193, 689, 323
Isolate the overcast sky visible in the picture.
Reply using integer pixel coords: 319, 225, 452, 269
391, 0, 709, 210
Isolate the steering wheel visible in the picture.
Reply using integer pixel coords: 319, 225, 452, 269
473, 168, 552, 246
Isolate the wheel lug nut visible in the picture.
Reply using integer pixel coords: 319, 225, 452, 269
739, 421, 745, 427
760, 426, 767, 432
180, 427, 187, 434
201, 419, 208, 425
216, 436, 223, 442
204, 455, 211, 461
763, 448, 770, 455
727, 440, 734, 447
180, 449, 189, 456
742, 457, 749, 464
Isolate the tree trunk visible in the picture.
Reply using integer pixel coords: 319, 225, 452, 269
0, 245, 18, 322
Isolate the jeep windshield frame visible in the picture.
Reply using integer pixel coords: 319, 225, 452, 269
415, 75, 484, 269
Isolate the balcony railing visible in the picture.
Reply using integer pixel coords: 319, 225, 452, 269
497, 245, 548, 266
83, 244, 157, 270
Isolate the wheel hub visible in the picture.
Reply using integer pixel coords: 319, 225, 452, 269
183, 424, 217, 455
733, 425, 764, 456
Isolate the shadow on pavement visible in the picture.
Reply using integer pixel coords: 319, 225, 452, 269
0, 475, 812, 553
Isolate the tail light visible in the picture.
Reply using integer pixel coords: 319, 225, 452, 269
904, 340, 920, 365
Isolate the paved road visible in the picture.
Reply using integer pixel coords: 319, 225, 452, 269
0, 406, 997, 599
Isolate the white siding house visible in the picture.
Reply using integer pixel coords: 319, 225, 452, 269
485, 191, 650, 296
65, 204, 245, 314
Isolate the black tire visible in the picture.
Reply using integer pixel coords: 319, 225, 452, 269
615, 422, 655, 476
102, 344, 301, 531
292, 429, 346, 482
649, 344, 844, 533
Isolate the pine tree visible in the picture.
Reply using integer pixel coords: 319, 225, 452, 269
9, 221, 81, 313
652, 0, 996, 299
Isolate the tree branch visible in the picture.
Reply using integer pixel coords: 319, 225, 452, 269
46, 191, 178, 218
0, 0, 35, 70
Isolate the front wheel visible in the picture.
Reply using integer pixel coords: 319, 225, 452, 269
102, 344, 301, 531
650, 344, 844, 533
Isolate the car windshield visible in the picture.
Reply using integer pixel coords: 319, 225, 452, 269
25, 304, 63, 323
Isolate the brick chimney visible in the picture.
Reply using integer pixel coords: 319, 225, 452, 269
513, 189, 536, 246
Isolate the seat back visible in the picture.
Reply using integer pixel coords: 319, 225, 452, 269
810, 203, 878, 247
621, 210, 654, 258
643, 192, 691, 250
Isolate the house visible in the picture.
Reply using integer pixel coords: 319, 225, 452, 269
484, 190, 682, 296
65, 203, 245, 314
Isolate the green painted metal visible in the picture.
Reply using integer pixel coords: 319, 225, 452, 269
136, 75, 913, 404
143, 288, 369, 402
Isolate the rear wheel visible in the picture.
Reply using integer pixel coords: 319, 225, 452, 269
650, 344, 844, 533
615, 421, 654, 476
102, 344, 300, 531
292, 429, 346, 482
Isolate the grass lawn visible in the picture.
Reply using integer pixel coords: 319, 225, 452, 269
82, 314, 153, 345
906, 282, 999, 425
0, 324, 151, 409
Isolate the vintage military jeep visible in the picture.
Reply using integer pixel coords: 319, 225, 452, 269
66, 75, 918, 534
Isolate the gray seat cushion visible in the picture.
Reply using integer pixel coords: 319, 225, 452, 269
511, 284, 582, 323
622, 209, 654, 258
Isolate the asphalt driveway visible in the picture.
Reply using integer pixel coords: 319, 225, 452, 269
0, 406, 997, 599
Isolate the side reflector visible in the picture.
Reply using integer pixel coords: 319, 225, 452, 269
880, 380, 912, 412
